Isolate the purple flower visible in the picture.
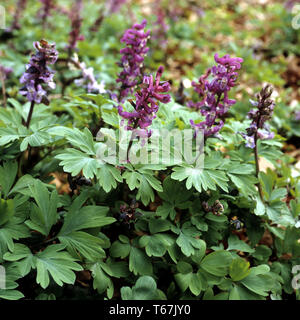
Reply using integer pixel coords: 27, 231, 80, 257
73, 61, 106, 94
118, 199, 142, 226
241, 85, 275, 148
117, 19, 150, 101
118, 66, 171, 133
68, 0, 84, 51
241, 134, 255, 149
189, 53, 243, 137
19, 81, 47, 104
19, 40, 58, 105
295, 110, 300, 121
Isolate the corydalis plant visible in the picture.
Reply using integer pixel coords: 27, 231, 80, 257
241, 85, 275, 149
10, 0, 27, 31
189, 53, 243, 137
71, 55, 106, 94
118, 66, 171, 134
20, 40, 58, 105
241, 84, 275, 202
117, 19, 150, 101
38, 0, 56, 29
19, 40, 58, 128
68, 0, 84, 52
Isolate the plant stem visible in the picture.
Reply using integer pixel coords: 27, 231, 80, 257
254, 131, 264, 203
127, 139, 134, 162
0, 70, 7, 108
25, 101, 35, 128
125, 97, 146, 162
43, 236, 57, 245
25, 101, 35, 165
126, 120, 138, 162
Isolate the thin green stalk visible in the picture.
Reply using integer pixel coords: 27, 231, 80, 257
25, 101, 35, 166
254, 131, 264, 203
25, 101, 35, 128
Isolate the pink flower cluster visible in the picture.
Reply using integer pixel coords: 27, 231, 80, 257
117, 19, 150, 101
189, 53, 243, 137
118, 66, 171, 134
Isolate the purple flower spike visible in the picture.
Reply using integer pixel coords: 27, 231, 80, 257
118, 66, 171, 134
241, 85, 275, 148
19, 40, 58, 105
117, 19, 150, 101
68, 0, 84, 51
214, 53, 243, 70
189, 53, 243, 137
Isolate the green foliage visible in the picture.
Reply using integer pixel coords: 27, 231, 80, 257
121, 276, 165, 300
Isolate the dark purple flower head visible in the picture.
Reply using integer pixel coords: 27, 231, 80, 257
117, 19, 150, 101
241, 84, 275, 148
32, 40, 59, 65
19, 40, 58, 105
118, 66, 171, 133
189, 53, 243, 137
118, 199, 142, 227
68, 0, 84, 51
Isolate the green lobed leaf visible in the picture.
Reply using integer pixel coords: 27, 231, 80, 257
0, 161, 18, 198
129, 247, 153, 276
229, 258, 251, 281
34, 244, 83, 289
227, 235, 255, 253
25, 180, 59, 236
200, 251, 233, 277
